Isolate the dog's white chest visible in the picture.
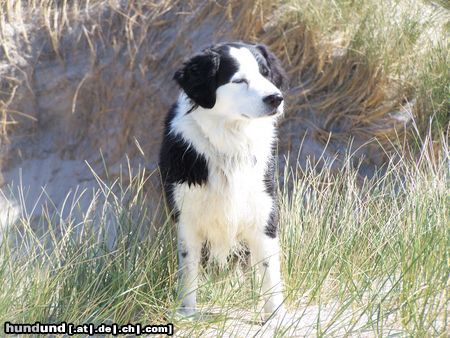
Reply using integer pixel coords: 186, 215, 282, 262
173, 159, 272, 262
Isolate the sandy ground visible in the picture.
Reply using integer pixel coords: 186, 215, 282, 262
173, 303, 405, 337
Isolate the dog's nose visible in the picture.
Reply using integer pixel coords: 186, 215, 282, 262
263, 94, 284, 109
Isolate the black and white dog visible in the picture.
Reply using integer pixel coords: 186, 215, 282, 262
159, 42, 286, 319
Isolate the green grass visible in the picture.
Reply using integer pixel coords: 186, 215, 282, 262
0, 0, 448, 336
0, 131, 448, 336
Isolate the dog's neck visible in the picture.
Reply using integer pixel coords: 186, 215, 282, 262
171, 94, 276, 164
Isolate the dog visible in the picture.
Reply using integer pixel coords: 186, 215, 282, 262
159, 42, 286, 320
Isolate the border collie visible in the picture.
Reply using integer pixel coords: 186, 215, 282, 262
159, 42, 286, 320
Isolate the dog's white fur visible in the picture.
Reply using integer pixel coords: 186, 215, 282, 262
168, 47, 284, 318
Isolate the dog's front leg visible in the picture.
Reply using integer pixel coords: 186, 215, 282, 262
248, 233, 284, 320
176, 223, 202, 317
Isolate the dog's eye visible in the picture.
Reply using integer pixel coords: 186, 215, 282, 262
232, 78, 248, 85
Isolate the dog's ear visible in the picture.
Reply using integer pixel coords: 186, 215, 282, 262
256, 44, 287, 90
173, 49, 220, 109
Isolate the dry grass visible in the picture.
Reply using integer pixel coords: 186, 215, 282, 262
0, 1, 449, 336
0, 0, 448, 169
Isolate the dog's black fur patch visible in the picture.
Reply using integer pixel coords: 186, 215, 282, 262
254, 44, 286, 90
263, 148, 279, 238
173, 48, 238, 109
159, 105, 209, 220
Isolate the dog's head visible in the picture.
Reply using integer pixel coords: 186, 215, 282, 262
174, 42, 286, 119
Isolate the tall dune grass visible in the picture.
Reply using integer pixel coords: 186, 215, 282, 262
0, 0, 448, 336
0, 129, 448, 336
